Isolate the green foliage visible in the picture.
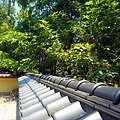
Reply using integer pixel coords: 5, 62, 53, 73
78, 0, 120, 85
80, 0, 120, 59
0, 0, 120, 86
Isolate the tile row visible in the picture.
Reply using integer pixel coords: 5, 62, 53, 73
18, 76, 102, 120
26, 73, 120, 120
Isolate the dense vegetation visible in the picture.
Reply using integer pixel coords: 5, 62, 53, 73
0, 0, 120, 86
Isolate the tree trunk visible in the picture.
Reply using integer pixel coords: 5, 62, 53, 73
8, 0, 11, 16
118, 72, 120, 87
38, 54, 41, 74
68, 68, 71, 75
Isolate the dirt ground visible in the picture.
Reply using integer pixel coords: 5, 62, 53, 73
0, 95, 17, 120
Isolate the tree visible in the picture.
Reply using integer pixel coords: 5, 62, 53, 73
0, 0, 120, 86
